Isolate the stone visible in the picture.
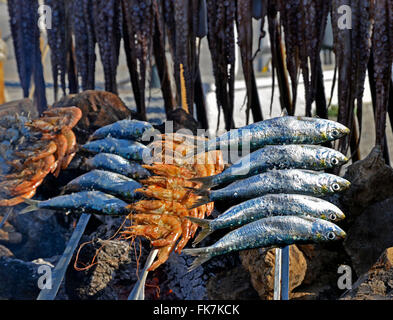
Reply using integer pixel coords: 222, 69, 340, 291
0, 256, 45, 299
0, 99, 38, 118
343, 197, 393, 276
240, 245, 307, 300
340, 247, 393, 300
52, 90, 133, 144
65, 238, 139, 300
154, 108, 202, 135
206, 265, 259, 300
293, 244, 348, 300
341, 146, 393, 221
0, 244, 13, 258
0, 217, 22, 245
10, 209, 67, 261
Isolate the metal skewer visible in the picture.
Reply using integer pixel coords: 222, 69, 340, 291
281, 245, 290, 300
37, 213, 91, 300
273, 246, 290, 300
0, 207, 13, 230
128, 249, 158, 300
273, 248, 282, 300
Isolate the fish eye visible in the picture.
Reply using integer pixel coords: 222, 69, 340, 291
327, 232, 336, 240
331, 157, 339, 166
332, 129, 340, 137
331, 183, 341, 191
329, 213, 336, 221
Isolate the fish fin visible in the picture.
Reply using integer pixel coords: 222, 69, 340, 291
186, 190, 211, 209
280, 108, 289, 117
20, 198, 40, 214
185, 216, 214, 246
182, 247, 211, 272
188, 176, 217, 189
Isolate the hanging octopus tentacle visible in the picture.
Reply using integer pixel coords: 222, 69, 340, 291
8, 0, 47, 113
152, 0, 176, 115
331, 0, 374, 158
92, 0, 122, 94
122, 0, 154, 121
371, 0, 393, 151
206, 0, 236, 130
237, 0, 263, 124
73, 0, 96, 91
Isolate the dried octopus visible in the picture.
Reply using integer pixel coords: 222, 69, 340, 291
370, 0, 393, 151
331, 0, 374, 157
72, 0, 96, 91
276, 0, 330, 116
45, 0, 78, 100
7, 0, 47, 113
206, 0, 236, 130
122, 0, 154, 120
121, 135, 224, 271
0, 107, 82, 207
92, 0, 123, 94
237, 0, 263, 124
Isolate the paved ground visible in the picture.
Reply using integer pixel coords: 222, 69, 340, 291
0, 2, 392, 165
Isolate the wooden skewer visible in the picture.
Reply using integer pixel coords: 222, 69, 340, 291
180, 63, 189, 114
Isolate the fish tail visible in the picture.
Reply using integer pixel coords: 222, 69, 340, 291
182, 247, 212, 272
186, 189, 211, 209
188, 175, 218, 189
186, 216, 214, 246
20, 198, 40, 214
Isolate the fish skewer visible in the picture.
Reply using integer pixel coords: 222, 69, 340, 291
188, 193, 346, 245
189, 169, 351, 208
190, 144, 349, 189
183, 216, 346, 271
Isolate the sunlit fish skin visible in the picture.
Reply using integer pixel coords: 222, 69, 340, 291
21, 191, 129, 216
82, 137, 151, 162
190, 145, 348, 189
90, 119, 156, 142
203, 116, 350, 153
63, 170, 142, 201
183, 216, 346, 271
188, 193, 346, 245
83, 153, 151, 180
189, 169, 351, 208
